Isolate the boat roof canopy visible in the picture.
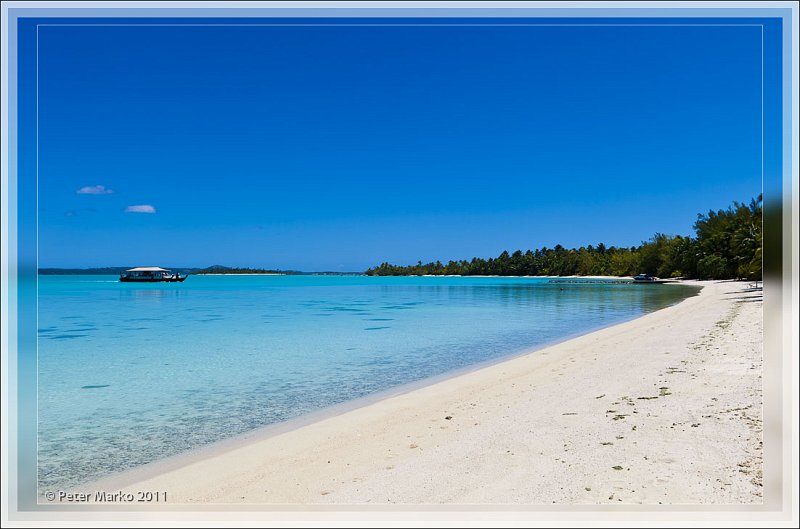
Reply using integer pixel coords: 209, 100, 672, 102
126, 267, 170, 272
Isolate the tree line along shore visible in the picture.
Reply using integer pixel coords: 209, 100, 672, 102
39, 196, 762, 281
366, 196, 762, 280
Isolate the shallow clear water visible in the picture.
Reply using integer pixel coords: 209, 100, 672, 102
37, 274, 697, 491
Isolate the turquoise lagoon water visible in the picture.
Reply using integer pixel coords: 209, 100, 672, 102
37, 275, 698, 491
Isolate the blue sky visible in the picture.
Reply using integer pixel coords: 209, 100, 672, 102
32, 20, 772, 270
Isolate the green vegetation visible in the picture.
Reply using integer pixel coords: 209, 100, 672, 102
365, 196, 762, 280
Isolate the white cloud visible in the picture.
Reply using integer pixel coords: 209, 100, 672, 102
77, 185, 113, 195
124, 205, 157, 214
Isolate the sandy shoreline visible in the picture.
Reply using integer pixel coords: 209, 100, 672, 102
75, 280, 763, 505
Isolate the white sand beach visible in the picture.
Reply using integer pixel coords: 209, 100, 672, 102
81, 280, 763, 505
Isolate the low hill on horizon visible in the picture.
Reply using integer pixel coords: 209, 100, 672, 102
38, 266, 362, 276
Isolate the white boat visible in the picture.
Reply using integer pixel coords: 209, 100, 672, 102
119, 267, 187, 283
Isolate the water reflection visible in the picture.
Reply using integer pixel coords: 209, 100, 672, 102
118, 287, 184, 302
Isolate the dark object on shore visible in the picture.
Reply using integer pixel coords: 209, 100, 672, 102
632, 274, 668, 284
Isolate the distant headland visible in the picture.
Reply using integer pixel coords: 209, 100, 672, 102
37, 265, 361, 276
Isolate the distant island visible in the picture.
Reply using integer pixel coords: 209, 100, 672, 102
38, 265, 360, 276
366, 196, 763, 281
190, 265, 298, 275
38, 267, 134, 276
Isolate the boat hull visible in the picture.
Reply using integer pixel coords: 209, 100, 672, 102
119, 276, 188, 283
